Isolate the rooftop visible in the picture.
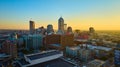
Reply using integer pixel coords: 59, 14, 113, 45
50, 44, 61, 47
67, 46, 80, 50
18, 59, 30, 65
18, 50, 76, 67
88, 45, 112, 51
88, 59, 105, 66
28, 58, 76, 67
27, 50, 61, 60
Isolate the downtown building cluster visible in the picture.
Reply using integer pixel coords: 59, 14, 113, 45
0, 17, 120, 67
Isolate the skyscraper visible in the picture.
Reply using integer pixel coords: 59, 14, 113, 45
57, 17, 65, 34
89, 27, 95, 33
64, 24, 67, 31
25, 34, 43, 50
66, 26, 73, 35
29, 20, 35, 34
46, 24, 54, 35
2, 40, 17, 58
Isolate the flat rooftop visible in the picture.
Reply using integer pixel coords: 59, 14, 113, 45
88, 59, 105, 66
68, 46, 80, 50
18, 59, 30, 65
88, 45, 112, 51
27, 50, 61, 60
28, 58, 76, 67
50, 44, 61, 47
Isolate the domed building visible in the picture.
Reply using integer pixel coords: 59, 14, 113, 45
46, 24, 54, 35
66, 26, 73, 35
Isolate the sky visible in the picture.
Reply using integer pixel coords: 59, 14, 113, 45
0, 0, 120, 30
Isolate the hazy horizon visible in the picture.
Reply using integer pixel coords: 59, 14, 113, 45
0, 0, 120, 30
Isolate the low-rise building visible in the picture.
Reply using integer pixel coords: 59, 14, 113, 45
18, 50, 77, 67
66, 46, 93, 62
78, 48, 92, 62
2, 40, 17, 58
87, 59, 106, 67
66, 46, 80, 57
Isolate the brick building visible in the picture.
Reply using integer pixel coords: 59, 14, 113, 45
44, 34, 74, 50
2, 40, 17, 58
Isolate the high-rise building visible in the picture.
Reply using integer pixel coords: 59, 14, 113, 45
57, 17, 64, 34
1, 33, 18, 58
64, 24, 67, 31
29, 20, 35, 34
45, 34, 74, 50
2, 40, 17, 58
46, 24, 54, 35
89, 27, 95, 33
38, 26, 46, 35
25, 34, 43, 50
66, 26, 73, 35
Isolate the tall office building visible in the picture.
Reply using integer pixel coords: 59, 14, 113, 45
46, 24, 54, 35
45, 34, 74, 50
64, 24, 67, 31
25, 34, 43, 50
57, 17, 64, 34
2, 40, 17, 58
29, 20, 35, 34
66, 26, 73, 35
89, 27, 95, 33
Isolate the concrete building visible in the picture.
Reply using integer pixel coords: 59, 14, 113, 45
64, 24, 67, 31
18, 50, 77, 67
114, 47, 120, 66
17, 37, 24, 48
66, 26, 73, 35
87, 59, 106, 67
38, 26, 46, 35
0, 54, 12, 67
78, 48, 92, 62
46, 24, 54, 35
10, 32, 17, 39
87, 45, 112, 58
66, 46, 80, 57
2, 40, 17, 58
66, 46, 92, 62
29, 20, 35, 34
25, 34, 43, 50
89, 27, 95, 33
57, 17, 64, 35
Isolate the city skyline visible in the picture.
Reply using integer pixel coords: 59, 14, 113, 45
0, 0, 120, 30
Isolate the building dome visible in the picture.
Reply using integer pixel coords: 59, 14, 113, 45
47, 24, 54, 34
58, 17, 64, 22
